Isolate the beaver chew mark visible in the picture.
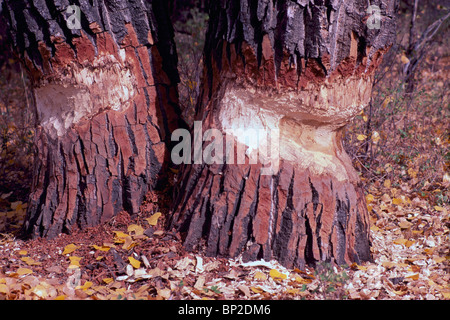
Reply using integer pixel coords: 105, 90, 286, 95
35, 55, 136, 139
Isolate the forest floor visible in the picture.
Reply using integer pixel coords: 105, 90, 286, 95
0, 48, 448, 300
0, 6, 449, 300
0, 180, 448, 300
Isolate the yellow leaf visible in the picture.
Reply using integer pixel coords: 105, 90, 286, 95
62, 243, 79, 255
442, 292, 450, 299
393, 289, 407, 296
405, 240, 415, 248
76, 281, 93, 290
406, 273, 419, 280
146, 212, 162, 226
54, 295, 66, 300
92, 244, 111, 252
250, 286, 263, 294
127, 224, 144, 236
350, 263, 368, 271
21, 257, 41, 266
128, 256, 141, 269
295, 276, 312, 284
113, 231, 129, 239
357, 134, 367, 141
253, 271, 268, 281
269, 269, 287, 280
122, 236, 137, 250
434, 206, 444, 212
383, 179, 391, 188
0, 283, 8, 294
69, 256, 82, 268
382, 261, 395, 268
103, 278, 114, 284
18, 250, 27, 256
286, 288, 300, 295
113, 231, 129, 244
401, 54, 410, 64
382, 96, 393, 108
392, 198, 403, 205
393, 238, 407, 246
17, 268, 33, 275
366, 194, 374, 203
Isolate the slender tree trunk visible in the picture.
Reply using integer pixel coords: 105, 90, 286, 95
2, 0, 181, 238
170, 0, 397, 268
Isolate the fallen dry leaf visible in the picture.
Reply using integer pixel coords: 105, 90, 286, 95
16, 268, 33, 276
68, 256, 82, 268
128, 256, 141, 269
20, 256, 41, 266
62, 244, 79, 255
399, 220, 413, 229
146, 212, 162, 226
92, 244, 111, 252
127, 224, 144, 236
250, 286, 263, 294
238, 284, 251, 298
269, 269, 287, 280
357, 134, 367, 141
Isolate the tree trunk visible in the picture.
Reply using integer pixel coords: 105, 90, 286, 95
170, 0, 397, 268
2, 0, 181, 238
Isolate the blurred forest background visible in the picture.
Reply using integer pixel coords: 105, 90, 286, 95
0, 0, 448, 233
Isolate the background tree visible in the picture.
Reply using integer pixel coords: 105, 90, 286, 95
170, 0, 397, 268
2, 0, 181, 238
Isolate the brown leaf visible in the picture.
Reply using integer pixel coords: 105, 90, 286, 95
238, 285, 251, 298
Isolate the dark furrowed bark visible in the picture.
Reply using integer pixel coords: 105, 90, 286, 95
171, 159, 371, 269
2, 0, 181, 238
203, 0, 397, 93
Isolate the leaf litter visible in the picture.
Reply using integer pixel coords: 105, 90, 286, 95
0, 190, 448, 300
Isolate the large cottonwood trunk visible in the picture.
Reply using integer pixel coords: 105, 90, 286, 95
2, 0, 181, 238
170, 0, 397, 268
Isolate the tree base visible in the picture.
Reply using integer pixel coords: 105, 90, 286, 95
170, 158, 371, 269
